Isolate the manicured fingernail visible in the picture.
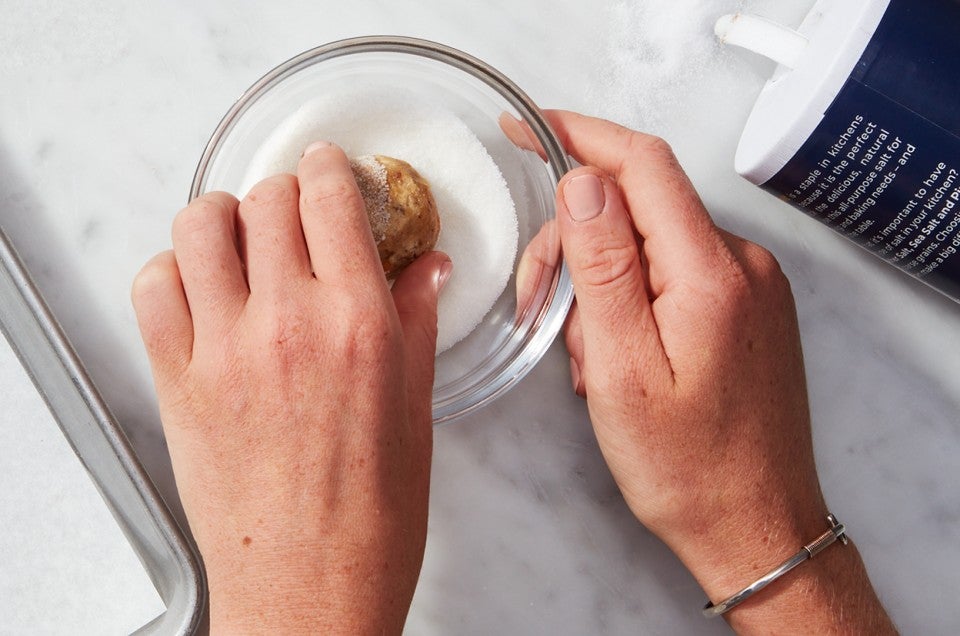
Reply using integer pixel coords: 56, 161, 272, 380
437, 260, 453, 292
569, 357, 581, 393
563, 174, 605, 222
302, 140, 333, 157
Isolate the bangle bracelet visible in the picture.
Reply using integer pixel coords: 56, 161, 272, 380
702, 513, 849, 618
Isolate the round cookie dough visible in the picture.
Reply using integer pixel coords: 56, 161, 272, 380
350, 154, 440, 278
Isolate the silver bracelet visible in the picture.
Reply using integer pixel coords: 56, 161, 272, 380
702, 513, 849, 618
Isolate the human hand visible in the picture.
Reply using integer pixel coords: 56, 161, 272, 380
132, 142, 450, 634
504, 111, 894, 633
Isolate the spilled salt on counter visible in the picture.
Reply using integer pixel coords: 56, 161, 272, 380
240, 86, 518, 355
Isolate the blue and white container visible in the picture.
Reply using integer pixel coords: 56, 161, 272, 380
719, 0, 960, 301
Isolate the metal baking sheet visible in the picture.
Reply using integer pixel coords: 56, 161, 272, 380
0, 226, 204, 634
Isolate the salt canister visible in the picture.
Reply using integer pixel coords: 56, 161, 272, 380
718, 0, 960, 301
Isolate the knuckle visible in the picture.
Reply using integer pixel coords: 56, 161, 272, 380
330, 293, 397, 357
708, 267, 753, 325
131, 255, 180, 313
627, 132, 675, 163
302, 179, 364, 215
646, 135, 677, 161
745, 243, 788, 286
573, 239, 641, 291
702, 241, 793, 325
618, 131, 682, 181
173, 196, 232, 239
351, 299, 395, 341
131, 257, 167, 302
719, 260, 752, 296
720, 241, 789, 299
259, 307, 308, 355
255, 290, 398, 370
253, 306, 341, 375
704, 238, 753, 295
244, 174, 299, 209
749, 252, 795, 308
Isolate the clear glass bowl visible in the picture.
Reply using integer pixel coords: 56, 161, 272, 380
191, 36, 573, 423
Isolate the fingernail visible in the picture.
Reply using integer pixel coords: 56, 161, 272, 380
437, 260, 453, 292
302, 140, 333, 157
563, 174, 605, 222
569, 357, 581, 393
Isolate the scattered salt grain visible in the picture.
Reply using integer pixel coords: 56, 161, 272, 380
592, 0, 732, 129
590, 0, 795, 130
241, 86, 518, 354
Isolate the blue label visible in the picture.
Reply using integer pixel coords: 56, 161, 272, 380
764, 0, 960, 301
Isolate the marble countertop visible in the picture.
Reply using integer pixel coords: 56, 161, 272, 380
1, 1, 958, 633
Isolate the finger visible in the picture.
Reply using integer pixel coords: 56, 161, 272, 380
498, 112, 546, 160
297, 141, 385, 288
171, 192, 248, 338
563, 302, 586, 398
556, 167, 670, 379
718, 228, 782, 283
543, 110, 731, 292
131, 250, 194, 377
515, 219, 560, 319
237, 173, 311, 294
391, 251, 452, 426
563, 301, 584, 365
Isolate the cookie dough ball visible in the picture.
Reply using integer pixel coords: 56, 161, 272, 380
350, 155, 440, 278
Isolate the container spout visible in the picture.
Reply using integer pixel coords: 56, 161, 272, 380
715, 13, 808, 69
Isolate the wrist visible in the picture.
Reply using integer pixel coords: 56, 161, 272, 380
666, 510, 896, 634
647, 483, 830, 619
208, 572, 408, 635
206, 555, 331, 634
204, 546, 413, 635
717, 537, 893, 634
668, 495, 831, 601
701, 513, 848, 618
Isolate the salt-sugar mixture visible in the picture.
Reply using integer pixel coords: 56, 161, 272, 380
348, 156, 391, 244
241, 86, 518, 354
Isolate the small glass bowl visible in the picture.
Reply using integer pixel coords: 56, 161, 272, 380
191, 36, 573, 423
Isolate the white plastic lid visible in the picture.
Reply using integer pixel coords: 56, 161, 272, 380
718, 0, 891, 185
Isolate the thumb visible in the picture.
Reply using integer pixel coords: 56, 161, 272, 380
391, 250, 452, 417
556, 168, 667, 382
